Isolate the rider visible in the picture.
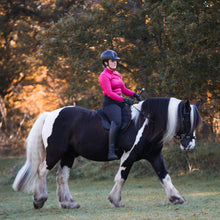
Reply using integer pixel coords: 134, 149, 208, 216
99, 50, 142, 160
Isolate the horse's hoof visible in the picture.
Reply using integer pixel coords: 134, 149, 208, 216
33, 197, 47, 209
60, 201, 80, 209
116, 201, 125, 207
169, 196, 186, 204
108, 196, 124, 207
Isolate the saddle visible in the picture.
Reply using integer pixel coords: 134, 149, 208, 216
97, 105, 131, 131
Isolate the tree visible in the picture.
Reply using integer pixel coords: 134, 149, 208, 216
0, 0, 85, 129
40, 0, 219, 103
143, 0, 219, 131
40, 0, 152, 108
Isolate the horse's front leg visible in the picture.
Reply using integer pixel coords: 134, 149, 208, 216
149, 152, 185, 204
109, 151, 136, 207
56, 166, 80, 209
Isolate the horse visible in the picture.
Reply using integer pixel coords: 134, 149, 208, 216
12, 97, 202, 209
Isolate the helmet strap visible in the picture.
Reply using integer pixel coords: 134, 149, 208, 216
106, 60, 116, 70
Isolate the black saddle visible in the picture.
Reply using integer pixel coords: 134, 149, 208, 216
97, 105, 131, 130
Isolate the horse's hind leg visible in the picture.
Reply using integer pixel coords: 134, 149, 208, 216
33, 160, 48, 209
56, 165, 80, 209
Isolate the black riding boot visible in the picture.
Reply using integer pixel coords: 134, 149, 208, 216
108, 121, 119, 161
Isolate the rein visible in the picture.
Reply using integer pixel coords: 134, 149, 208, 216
132, 104, 147, 119
175, 102, 194, 141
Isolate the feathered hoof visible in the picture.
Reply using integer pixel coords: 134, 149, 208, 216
33, 197, 47, 209
108, 196, 125, 208
60, 201, 80, 209
169, 196, 186, 205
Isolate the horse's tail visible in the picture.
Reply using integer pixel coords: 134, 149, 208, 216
12, 112, 49, 193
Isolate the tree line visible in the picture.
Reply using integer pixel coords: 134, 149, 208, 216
0, 0, 219, 152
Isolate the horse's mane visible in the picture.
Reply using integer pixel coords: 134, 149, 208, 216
133, 97, 202, 143
191, 105, 202, 132
132, 97, 181, 142
164, 98, 181, 142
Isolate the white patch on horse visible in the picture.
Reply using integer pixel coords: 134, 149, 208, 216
180, 131, 196, 151
56, 166, 80, 209
161, 174, 185, 204
109, 118, 148, 207
131, 101, 144, 125
190, 104, 195, 131
33, 160, 48, 208
108, 179, 125, 207
163, 98, 181, 142
42, 107, 65, 148
115, 118, 148, 181
189, 131, 196, 149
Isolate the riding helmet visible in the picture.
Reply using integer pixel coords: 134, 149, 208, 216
101, 50, 120, 66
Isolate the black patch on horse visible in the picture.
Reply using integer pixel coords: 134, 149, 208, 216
140, 97, 170, 142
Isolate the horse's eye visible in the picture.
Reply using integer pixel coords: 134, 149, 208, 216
186, 136, 191, 139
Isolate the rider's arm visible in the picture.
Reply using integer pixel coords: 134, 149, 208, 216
121, 82, 135, 97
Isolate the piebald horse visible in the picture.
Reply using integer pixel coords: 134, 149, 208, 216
13, 97, 201, 209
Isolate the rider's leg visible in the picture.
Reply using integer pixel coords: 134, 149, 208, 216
108, 121, 120, 160
103, 104, 122, 160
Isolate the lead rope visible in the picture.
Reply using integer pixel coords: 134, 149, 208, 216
182, 146, 200, 173
182, 150, 193, 172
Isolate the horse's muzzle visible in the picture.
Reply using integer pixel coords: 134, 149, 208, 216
180, 135, 196, 151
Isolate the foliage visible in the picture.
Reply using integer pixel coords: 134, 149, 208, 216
0, 0, 87, 151
40, 0, 219, 115
0, 0, 86, 128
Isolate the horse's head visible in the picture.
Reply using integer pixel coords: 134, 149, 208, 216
176, 100, 202, 151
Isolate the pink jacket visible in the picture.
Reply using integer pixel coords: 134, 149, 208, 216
99, 68, 135, 102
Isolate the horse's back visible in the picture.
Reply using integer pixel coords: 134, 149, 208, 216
42, 106, 110, 165
43, 106, 97, 144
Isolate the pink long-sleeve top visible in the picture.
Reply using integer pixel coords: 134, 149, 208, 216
99, 68, 135, 102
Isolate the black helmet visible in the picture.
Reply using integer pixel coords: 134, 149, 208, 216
101, 50, 120, 66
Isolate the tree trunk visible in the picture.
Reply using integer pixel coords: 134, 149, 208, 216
0, 95, 7, 129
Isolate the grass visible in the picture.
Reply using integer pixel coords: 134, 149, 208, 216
0, 155, 220, 220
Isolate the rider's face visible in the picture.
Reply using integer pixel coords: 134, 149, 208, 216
107, 59, 117, 70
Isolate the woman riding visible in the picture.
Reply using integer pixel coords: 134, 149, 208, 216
99, 50, 141, 160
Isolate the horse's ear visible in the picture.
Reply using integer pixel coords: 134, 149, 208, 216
194, 101, 200, 108
185, 100, 191, 112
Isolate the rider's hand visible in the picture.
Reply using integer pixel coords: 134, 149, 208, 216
134, 92, 142, 101
123, 98, 134, 105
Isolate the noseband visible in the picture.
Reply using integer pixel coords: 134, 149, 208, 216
175, 133, 196, 141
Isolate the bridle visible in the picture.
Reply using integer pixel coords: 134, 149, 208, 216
174, 104, 196, 143
175, 133, 196, 142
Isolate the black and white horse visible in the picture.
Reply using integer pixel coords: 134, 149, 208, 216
13, 97, 202, 209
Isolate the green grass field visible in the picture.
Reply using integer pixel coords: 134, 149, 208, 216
0, 154, 219, 220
